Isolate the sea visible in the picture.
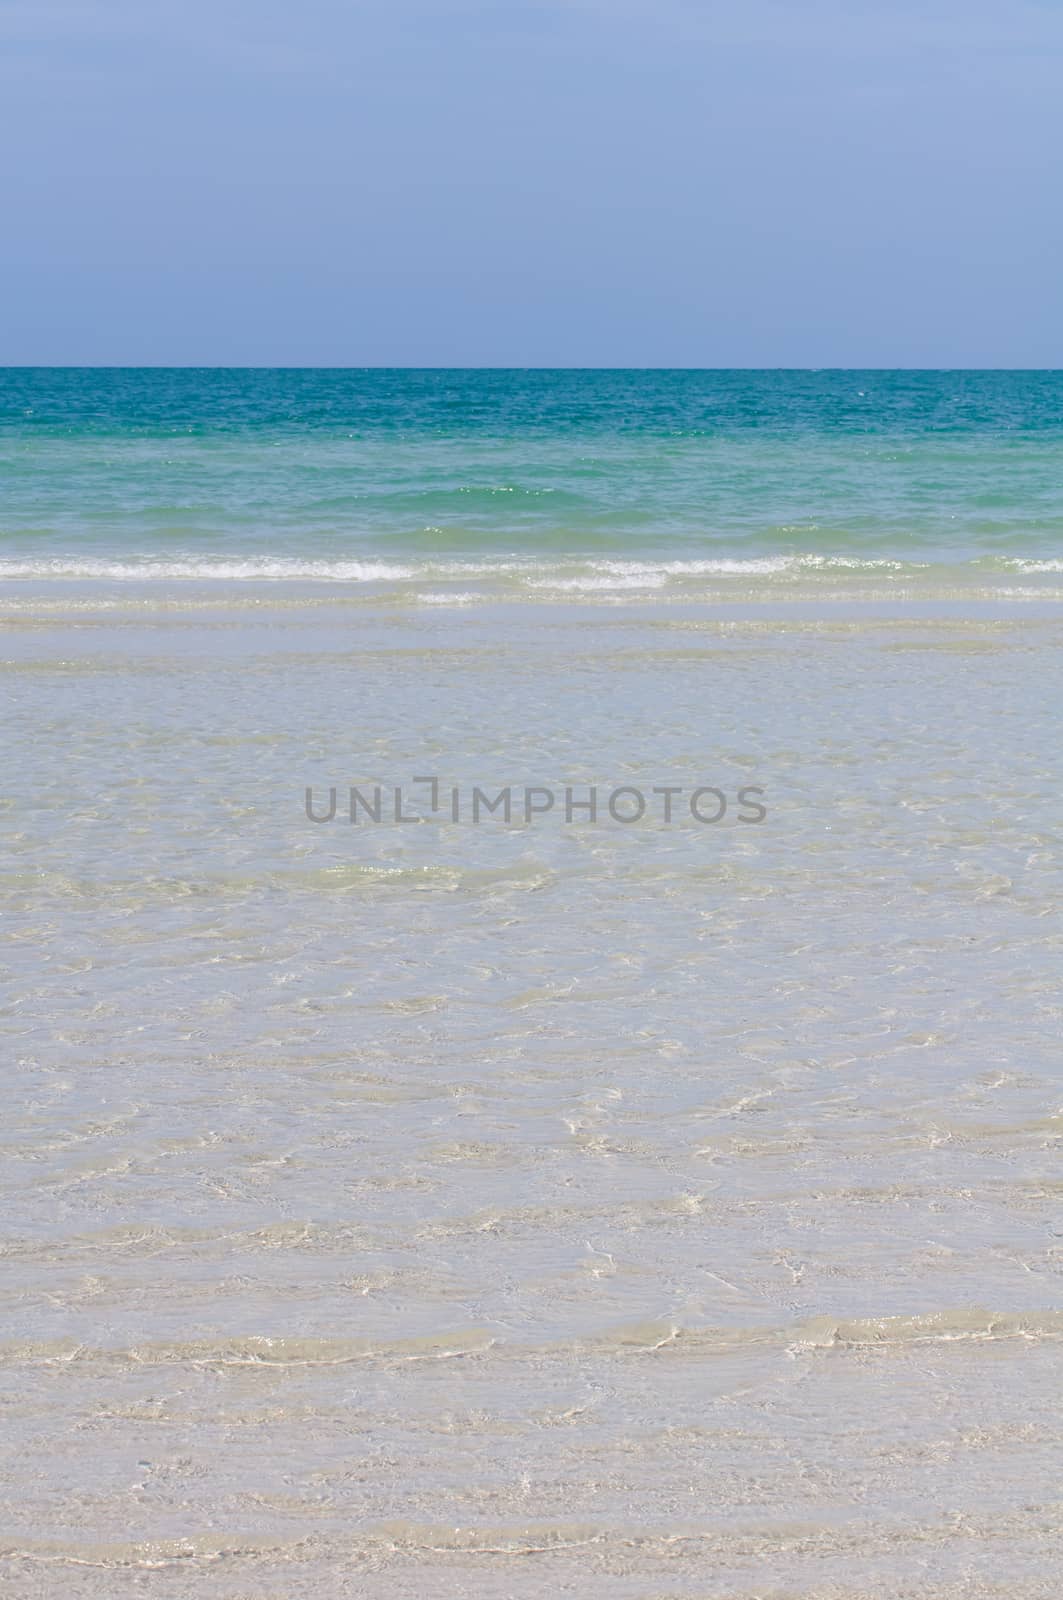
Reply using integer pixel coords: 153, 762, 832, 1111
2, 369, 1062, 1598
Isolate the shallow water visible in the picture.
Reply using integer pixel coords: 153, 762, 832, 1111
2, 372, 1063, 1596
3, 587, 1062, 1596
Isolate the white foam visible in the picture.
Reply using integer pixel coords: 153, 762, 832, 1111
0, 557, 415, 582
524, 573, 670, 592
0, 552, 1031, 589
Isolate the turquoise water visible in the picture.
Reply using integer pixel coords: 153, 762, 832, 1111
3, 370, 1063, 586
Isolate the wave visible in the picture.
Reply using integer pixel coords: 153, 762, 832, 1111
6, 1507, 1063, 1572
0, 553, 922, 580
3, 1309, 1061, 1370
4, 554, 1063, 609
0, 557, 417, 581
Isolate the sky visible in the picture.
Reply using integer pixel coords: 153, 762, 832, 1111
2, 0, 1063, 366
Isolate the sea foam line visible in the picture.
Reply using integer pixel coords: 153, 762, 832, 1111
0, 553, 927, 583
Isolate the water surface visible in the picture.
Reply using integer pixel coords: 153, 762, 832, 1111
2, 372, 1062, 1597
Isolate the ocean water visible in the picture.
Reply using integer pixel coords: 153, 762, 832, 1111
5, 367, 1063, 595
3, 371, 1063, 1598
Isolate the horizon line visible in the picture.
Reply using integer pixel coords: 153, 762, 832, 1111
4, 364, 1063, 374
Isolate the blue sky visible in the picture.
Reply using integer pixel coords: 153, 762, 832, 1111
3, 0, 1062, 364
